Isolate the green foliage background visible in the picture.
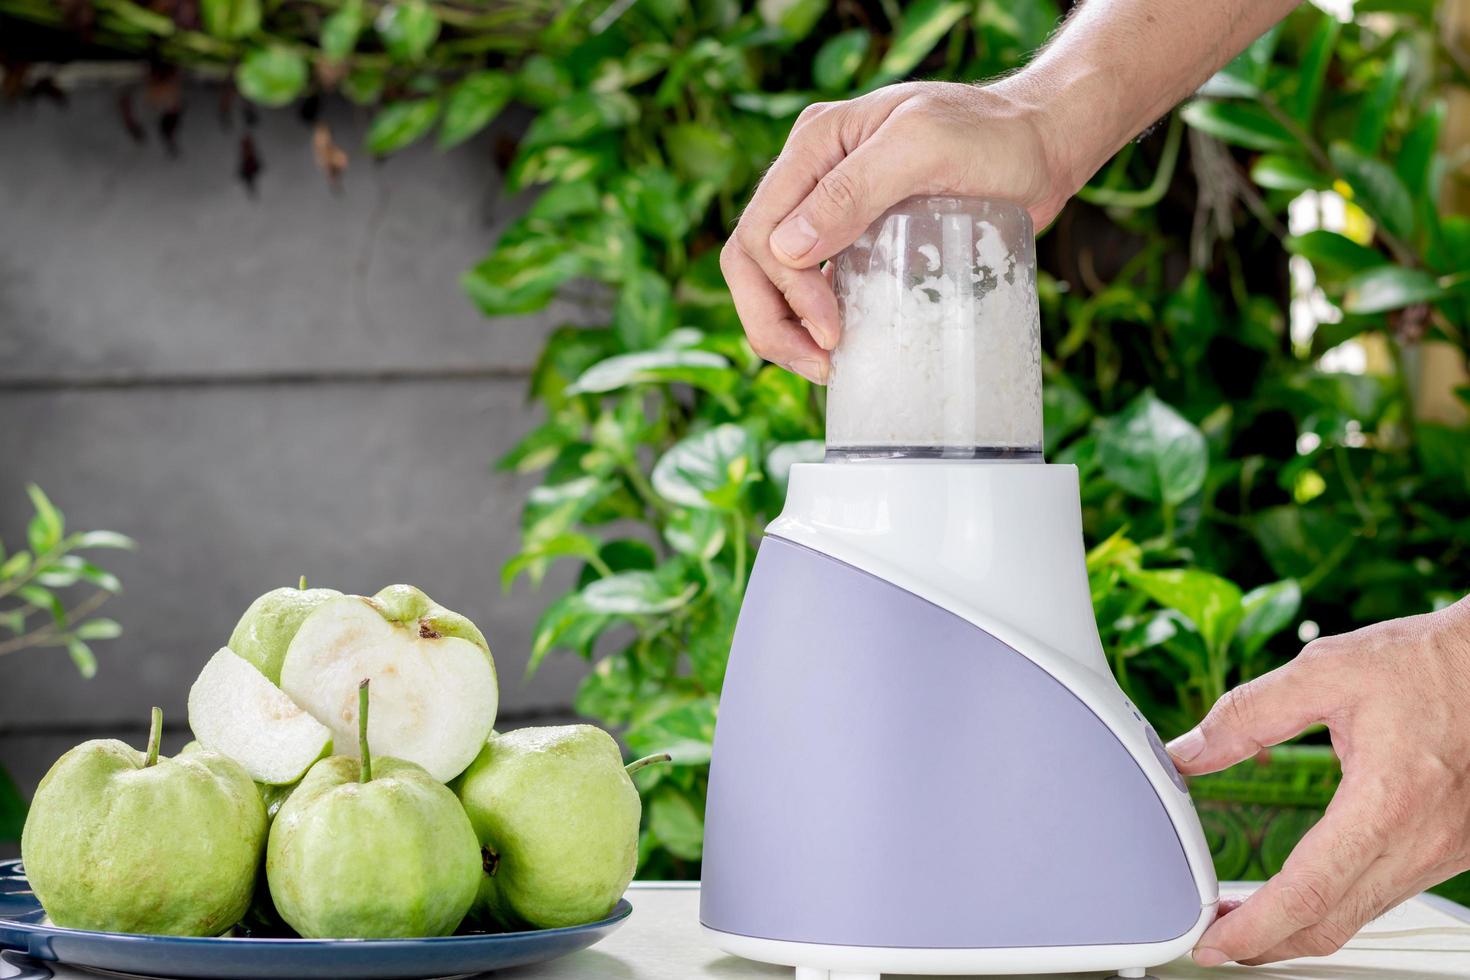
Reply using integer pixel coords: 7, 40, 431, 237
4, 0, 1468, 879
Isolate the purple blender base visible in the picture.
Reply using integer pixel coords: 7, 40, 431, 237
700, 536, 1201, 950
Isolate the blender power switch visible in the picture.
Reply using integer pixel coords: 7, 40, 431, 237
1144, 725, 1189, 793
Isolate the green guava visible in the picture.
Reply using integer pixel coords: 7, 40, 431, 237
266, 680, 480, 938
280, 584, 497, 782
20, 708, 266, 935
456, 725, 664, 929
228, 578, 342, 684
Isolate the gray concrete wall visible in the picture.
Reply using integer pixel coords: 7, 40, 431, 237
0, 81, 589, 848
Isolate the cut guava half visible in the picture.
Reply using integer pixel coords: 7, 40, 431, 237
280, 593, 498, 783
188, 647, 333, 785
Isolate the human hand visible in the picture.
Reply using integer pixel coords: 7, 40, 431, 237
1168, 598, 1470, 965
720, 80, 1080, 384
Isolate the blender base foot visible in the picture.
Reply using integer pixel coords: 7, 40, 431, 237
794, 970, 880, 980
1107, 970, 1153, 979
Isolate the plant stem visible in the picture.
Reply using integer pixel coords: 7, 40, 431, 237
0, 590, 112, 658
358, 678, 373, 783
299, 575, 308, 590
145, 706, 162, 767
624, 752, 672, 776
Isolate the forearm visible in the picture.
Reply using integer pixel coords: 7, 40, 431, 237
992, 0, 1302, 194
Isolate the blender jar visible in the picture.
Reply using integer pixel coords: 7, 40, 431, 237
825, 196, 1042, 460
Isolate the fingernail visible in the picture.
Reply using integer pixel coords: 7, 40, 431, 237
771, 215, 818, 261
789, 357, 826, 384
1193, 947, 1229, 967
800, 317, 838, 351
1168, 727, 1206, 763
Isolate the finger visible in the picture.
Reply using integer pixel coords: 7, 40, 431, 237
1168, 656, 1340, 776
769, 127, 933, 270
720, 239, 828, 383
1240, 855, 1414, 965
1193, 787, 1390, 965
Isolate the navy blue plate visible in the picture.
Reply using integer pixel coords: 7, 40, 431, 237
0, 860, 631, 979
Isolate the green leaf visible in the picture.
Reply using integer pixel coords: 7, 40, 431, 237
529, 592, 609, 672
1352, 41, 1411, 155
1125, 568, 1244, 659
319, 0, 363, 59
1180, 100, 1295, 152
875, 0, 968, 82
1162, 269, 1221, 365
1288, 12, 1339, 123
375, 1, 439, 62
73, 617, 123, 641
569, 350, 735, 397
67, 638, 98, 678
366, 98, 441, 156
1097, 392, 1208, 506
1396, 102, 1444, 199
1235, 580, 1301, 658
200, 0, 260, 39
664, 509, 727, 560
1341, 266, 1447, 315
1285, 230, 1387, 278
1329, 141, 1415, 242
664, 124, 737, 186
731, 91, 813, 118
814, 30, 869, 90
26, 484, 63, 555
1250, 155, 1331, 193
0, 551, 31, 580
613, 168, 690, 241
235, 46, 308, 108
652, 424, 759, 510
757, 0, 828, 41
613, 269, 676, 350
341, 67, 385, 105
462, 235, 586, 315
18, 585, 64, 627
502, 533, 602, 590
625, 696, 718, 765
438, 71, 513, 149
575, 654, 649, 726
1043, 380, 1093, 452
579, 568, 698, 615
1198, 23, 1278, 98
72, 530, 136, 550
647, 787, 704, 861
522, 92, 638, 151
0, 765, 26, 842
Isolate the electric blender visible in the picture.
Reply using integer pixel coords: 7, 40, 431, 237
700, 197, 1218, 979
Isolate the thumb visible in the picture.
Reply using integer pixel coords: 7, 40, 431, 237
1168, 658, 1332, 776
768, 132, 918, 269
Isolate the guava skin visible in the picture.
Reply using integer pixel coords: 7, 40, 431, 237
372, 584, 492, 654
456, 726, 640, 930
21, 741, 266, 936
266, 755, 480, 939
229, 585, 342, 684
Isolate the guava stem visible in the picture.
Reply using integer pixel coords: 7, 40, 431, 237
358, 678, 372, 783
145, 706, 163, 767
624, 753, 672, 776
298, 574, 308, 590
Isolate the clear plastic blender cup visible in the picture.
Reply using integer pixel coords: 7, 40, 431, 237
825, 196, 1042, 460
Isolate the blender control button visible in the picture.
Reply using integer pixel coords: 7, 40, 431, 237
1144, 725, 1190, 793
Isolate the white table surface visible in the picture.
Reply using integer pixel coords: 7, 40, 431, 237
5, 882, 1470, 979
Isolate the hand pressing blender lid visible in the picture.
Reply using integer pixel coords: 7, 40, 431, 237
701, 196, 1218, 980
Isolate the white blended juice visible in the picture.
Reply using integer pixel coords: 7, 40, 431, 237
826, 197, 1042, 459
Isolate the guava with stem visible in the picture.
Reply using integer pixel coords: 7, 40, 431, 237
266, 679, 481, 938
21, 708, 266, 935
456, 725, 668, 929
229, 577, 342, 685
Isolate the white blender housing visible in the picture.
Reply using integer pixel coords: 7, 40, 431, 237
700, 197, 1218, 979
